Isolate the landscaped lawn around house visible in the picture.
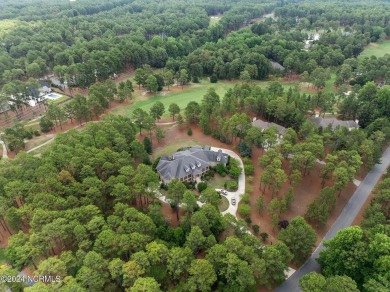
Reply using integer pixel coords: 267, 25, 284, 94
218, 196, 229, 212
359, 40, 390, 58
49, 94, 70, 104
152, 139, 205, 160
207, 174, 229, 189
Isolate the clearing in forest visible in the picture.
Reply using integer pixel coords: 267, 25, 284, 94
209, 15, 222, 26
111, 80, 233, 118
359, 41, 390, 58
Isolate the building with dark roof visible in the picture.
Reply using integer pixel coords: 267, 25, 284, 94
252, 119, 286, 137
309, 117, 359, 131
156, 146, 228, 183
270, 61, 285, 71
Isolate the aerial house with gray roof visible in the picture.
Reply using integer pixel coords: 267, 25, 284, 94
156, 146, 228, 184
309, 117, 359, 131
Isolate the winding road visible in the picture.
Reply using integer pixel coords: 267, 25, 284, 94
276, 145, 390, 292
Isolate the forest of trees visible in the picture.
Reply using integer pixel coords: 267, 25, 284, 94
0, 115, 296, 291
300, 167, 390, 291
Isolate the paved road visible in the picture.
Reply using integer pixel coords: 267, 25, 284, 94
276, 145, 390, 292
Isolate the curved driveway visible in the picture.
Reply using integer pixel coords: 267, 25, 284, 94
276, 145, 390, 292
209, 147, 245, 217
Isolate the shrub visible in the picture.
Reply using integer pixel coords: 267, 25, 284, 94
197, 182, 208, 192
238, 203, 251, 217
255, 196, 264, 213
24, 129, 34, 139
184, 181, 196, 190
241, 193, 251, 204
160, 183, 168, 190
245, 218, 252, 225
227, 158, 242, 179
242, 157, 254, 175
237, 142, 252, 157
39, 117, 54, 133
212, 130, 220, 139
33, 130, 40, 136
143, 136, 153, 154
208, 169, 215, 177
210, 73, 217, 83
227, 181, 238, 191
143, 155, 151, 165
260, 232, 269, 241
152, 157, 161, 172
247, 175, 253, 183
187, 128, 192, 136
252, 224, 260, 235
215, 163, 226, 174
278, 220, 289, 229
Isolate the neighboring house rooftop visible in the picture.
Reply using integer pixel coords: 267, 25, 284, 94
156, 146, 228, 182
252, 119, 286, 136
309, 117, 359, 130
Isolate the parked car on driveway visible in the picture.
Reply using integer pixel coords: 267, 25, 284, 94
231, 198, 236, 205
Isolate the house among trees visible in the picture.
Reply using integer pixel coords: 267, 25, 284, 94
39, 80, 52, 95
252, 118, 286, 138
270, 61, 285, 71
156, 146, 228, 183
309, 117, 359, 131
0, 98, 11, 113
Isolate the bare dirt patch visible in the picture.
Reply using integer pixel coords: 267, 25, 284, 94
160, 202, 184, 227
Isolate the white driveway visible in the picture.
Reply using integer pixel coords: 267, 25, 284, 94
210, 147, 245, 218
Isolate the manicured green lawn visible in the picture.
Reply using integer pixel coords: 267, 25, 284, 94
207, 174, 229, 189
359, 41, 390, 58
209, 16, 222, 27
218, 196, 229, 212
51, 94, 70, 104
152, 139, 204, 160
324, 72, 337, 93
111, 80, 233, 118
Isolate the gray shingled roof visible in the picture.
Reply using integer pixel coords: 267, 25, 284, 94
309, 117, 359, 130
252, 119, 286, 136
156, 146, 228, 181
270, 61, 285, 71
